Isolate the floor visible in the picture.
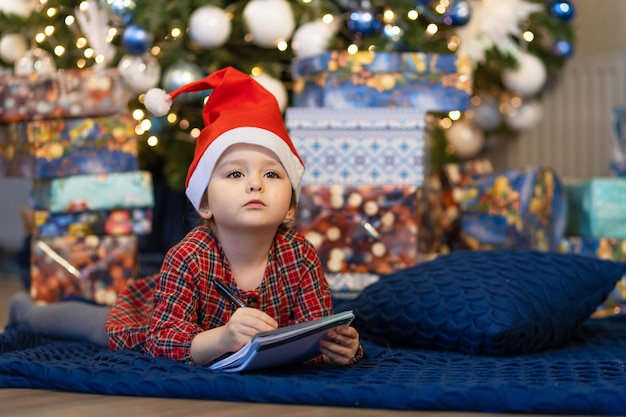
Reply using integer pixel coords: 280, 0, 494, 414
0, 261, 553, 417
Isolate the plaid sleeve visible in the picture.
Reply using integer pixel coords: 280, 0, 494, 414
143, 238, 206, 364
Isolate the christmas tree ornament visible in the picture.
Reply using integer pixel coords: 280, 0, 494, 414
456, 0, 543, 65
121, 23, 152, 54
502, 98, 543, 131
253, 72, 288, 112
0, 33, 28, 64
188, 5, 231, 49
470, 95, 502, 131
14, 48, 56, 74
502, 51, 547, 96
552, 39, 573, 58
0, 0, 35, 18
346, 3, 381, 36
292, 19, 339, 59
548, 0, 575, 22
100, 0, 135, 27
117, 53, 161, 93
444, 118, 485, 159
75, 0, 116, 66
416, 0, 471, 27
243, 0, 295, 48
161, 61, 204, 104
446, 0, 472, 26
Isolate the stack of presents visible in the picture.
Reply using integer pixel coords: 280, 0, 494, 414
288, 50, 473, 299
0, 68, 154, 306
1, 53, 624, 317
288, 50, 626, 317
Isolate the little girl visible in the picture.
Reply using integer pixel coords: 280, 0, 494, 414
9, 67, 362, 366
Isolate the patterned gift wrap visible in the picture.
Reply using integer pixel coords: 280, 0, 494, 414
285, 107, 423, 130
291, 51, 472, 111
30, 234, 138, 305
417, 159, 493, 255
290, 128, 425, 186
30, 170, 154, 213
33, 208, 152, 238
0, 115, 138, 179
565, 177, 626, 239
296, 184, 418, 276
326, 272, 380, 300
610, 107, 626, 177
0, 68, 129, 123
459, 166, 567, 251
559, 236, 626, 317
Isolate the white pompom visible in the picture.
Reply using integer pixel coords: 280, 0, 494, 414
144, 88, 172, 116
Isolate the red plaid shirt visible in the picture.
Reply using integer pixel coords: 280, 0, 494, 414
106, 225, 332, 364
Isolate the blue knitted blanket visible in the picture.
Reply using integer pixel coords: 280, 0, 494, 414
1, 316, 625, 415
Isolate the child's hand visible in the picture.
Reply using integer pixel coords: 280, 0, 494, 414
221, 307, 278, 352
319, 325, 360, 365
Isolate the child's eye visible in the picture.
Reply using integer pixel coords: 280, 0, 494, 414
227, 171, 243, 179
264, 171, 280, 179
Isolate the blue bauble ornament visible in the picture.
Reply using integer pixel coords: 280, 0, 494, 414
121, 24, 152, 54
100, 0, 136, 27
346, 6, 381, 36
552, 40, 574, 58
549, 0, 575, 22
445, 0, 471, 27
416, 0, 471, 27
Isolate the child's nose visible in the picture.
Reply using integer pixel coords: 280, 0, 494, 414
247, 175, 262, 192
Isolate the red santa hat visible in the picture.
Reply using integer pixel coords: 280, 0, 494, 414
143, 66, 304, 213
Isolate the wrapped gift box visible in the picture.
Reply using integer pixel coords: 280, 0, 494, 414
290, 128, 425, 186
296, 184, 418, 276
326, 272, 380, 300
417, 159, 494, 254
33, 208, 152, 238
0, 115, 138, 179
31, 170, 154, 212
459, 167, 567, 251
286, 106, 423, 130
610, 107, 626, 177
291, 51, 472, 111
30, 234, 138, 305
559, 236, 626, 317
0, 68, 130, 123
565, 177, 626, 238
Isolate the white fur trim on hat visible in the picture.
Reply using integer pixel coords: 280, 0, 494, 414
144, 88, 173, 117
186, 127, 305, 213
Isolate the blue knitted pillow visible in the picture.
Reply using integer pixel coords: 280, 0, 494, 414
351, 250, 626, 355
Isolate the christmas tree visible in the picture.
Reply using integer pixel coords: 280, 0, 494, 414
0, 0, 575, 190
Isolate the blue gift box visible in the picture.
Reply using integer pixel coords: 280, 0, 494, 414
31, 171, 154, 213
565, 177, 626, 238
291, 51, 472, 111
559, 236, 626, 316
459, 167, 567, 251
611, 107, 626, 177
0, 115, 138, 179
33, 208, 153, 238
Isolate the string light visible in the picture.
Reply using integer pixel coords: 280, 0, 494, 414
147, 136, 159, 147
277, 40, 288, 51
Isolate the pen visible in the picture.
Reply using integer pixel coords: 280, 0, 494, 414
214, 280, 246, 308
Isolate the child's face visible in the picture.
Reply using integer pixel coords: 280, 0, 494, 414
205, 143, 295, 231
